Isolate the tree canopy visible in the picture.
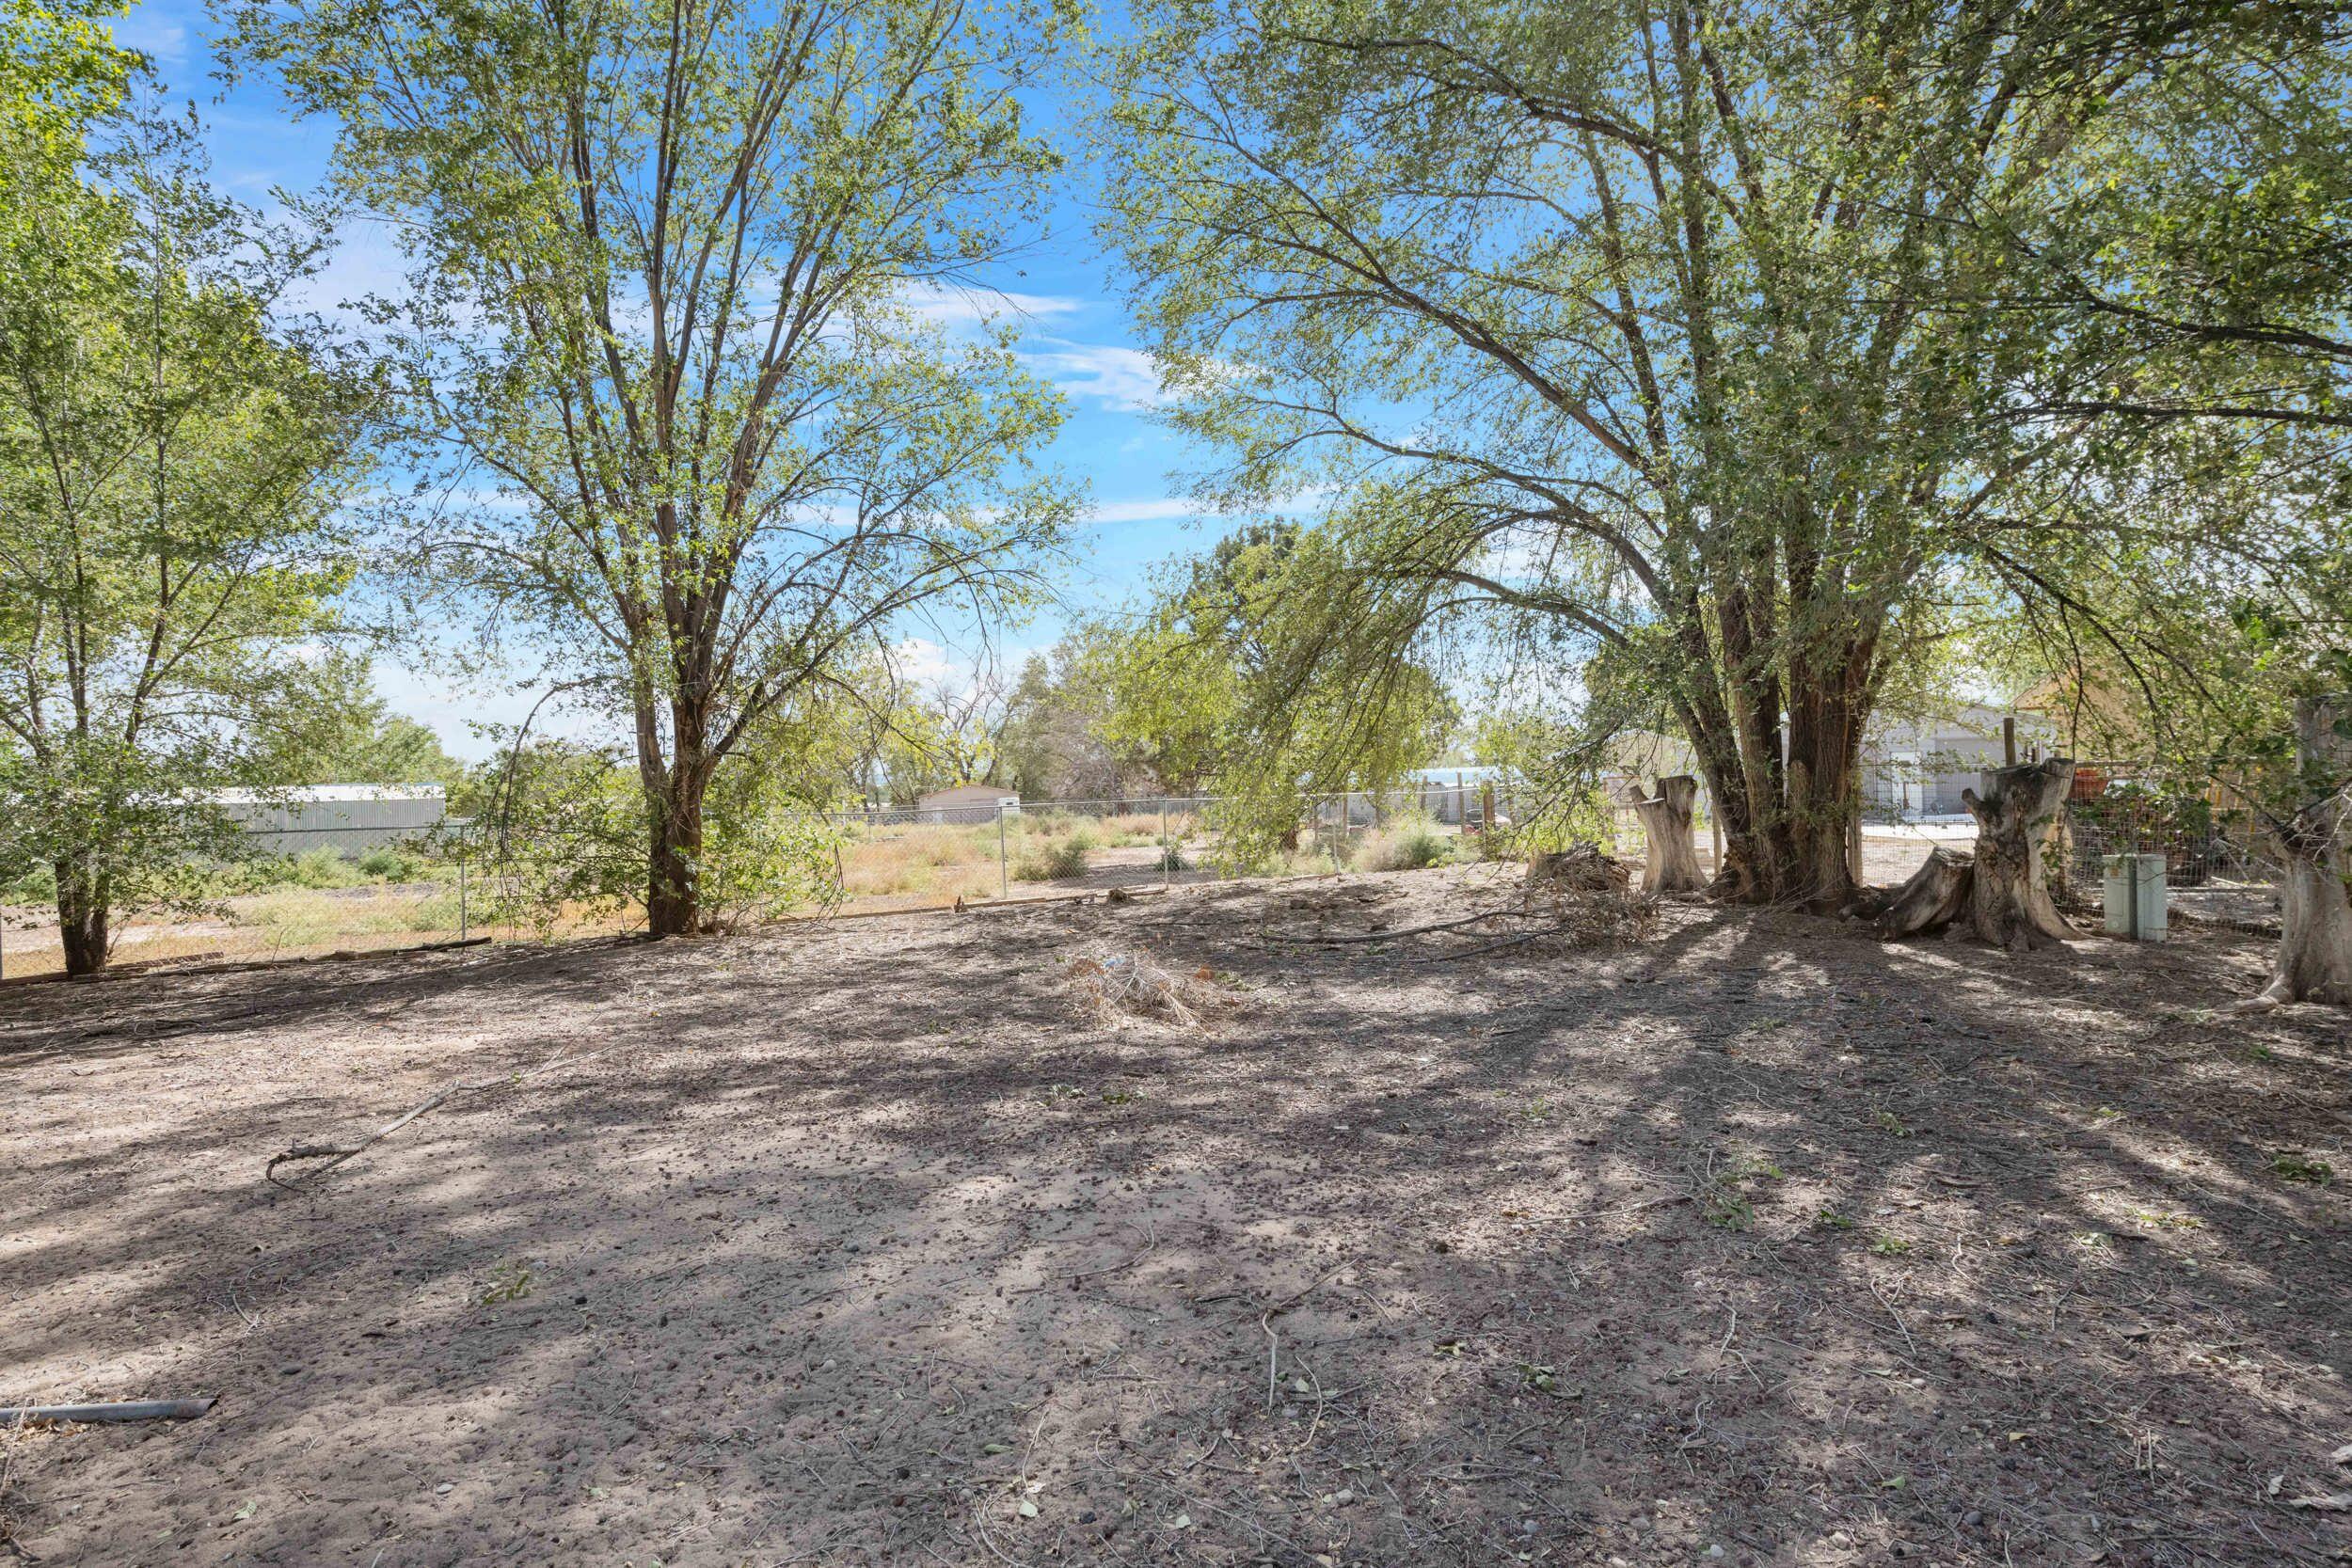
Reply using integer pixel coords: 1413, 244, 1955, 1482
229, 0, 1086, 932
0, 93, 375, 973
1100, 0, 2352, 908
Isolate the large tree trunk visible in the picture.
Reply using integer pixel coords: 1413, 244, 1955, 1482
1680, 636, 1871, 911
1961, 758, 2077, 951
2248, 694, 2352, 1009
645, 784, 705, 937
639, 683, 715, 939
1631, 775, 1707, 894
55, 860, 110, 976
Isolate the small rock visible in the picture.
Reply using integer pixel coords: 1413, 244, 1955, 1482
434, 1482, 454, 1496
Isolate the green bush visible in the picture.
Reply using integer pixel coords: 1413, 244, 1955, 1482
4, 863, 57, 904
1014, 833, 1092, 882
292, 847, 363, 888
358, 847, 424, 880
1361, 817, 1453, 872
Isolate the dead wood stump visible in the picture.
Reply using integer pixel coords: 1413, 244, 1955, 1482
1962, 757, 2078, 951
1630, 775, 1706, 895
1867, 845, 1975, 939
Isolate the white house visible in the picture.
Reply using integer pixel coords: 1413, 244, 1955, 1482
915, 784, 1020, 824
1861, 703, 2056, 819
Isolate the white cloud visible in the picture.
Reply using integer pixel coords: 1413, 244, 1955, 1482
895, 280, 1085, 330
1089, 497, 1200, 525
889, 636, 961, 688
368, 656, 614, 762
112, 11, 188, 67
278, 222, 414, 331
1023, 341, 1166, 412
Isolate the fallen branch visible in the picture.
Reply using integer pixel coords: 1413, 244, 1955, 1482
0, 1398, 215, 1427
265, 1049, 603, 1190
1410, 925, 1570, 964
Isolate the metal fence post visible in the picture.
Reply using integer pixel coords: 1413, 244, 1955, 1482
457, 838, 469, 941
997, 805, 1009, 900
1161, 800, 1171, 888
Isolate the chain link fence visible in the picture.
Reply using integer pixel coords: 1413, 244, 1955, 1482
1, 822, 484, 980
4, 784, 1579, 979
5, 760, 2285, 979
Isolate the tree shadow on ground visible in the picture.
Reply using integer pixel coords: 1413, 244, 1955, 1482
2, 870, 2345, 1567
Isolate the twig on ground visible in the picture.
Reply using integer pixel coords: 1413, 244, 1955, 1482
264, 1049, 604, 1189
1409, 925, 1570, 964
1870, 1275, 1919, 1362
1256, 1261, 1353, 1412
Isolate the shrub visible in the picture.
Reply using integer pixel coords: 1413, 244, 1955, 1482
1015, 832, 1093, 882
1157, 845, 1186, 873
292, 847, 362, 888
1360, 817, 1453, 872
4, 863, 57, 904
358, 847, 424, 880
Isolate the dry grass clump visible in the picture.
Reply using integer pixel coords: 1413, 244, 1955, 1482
1356, 816, 1456, 872
1015, 827, 1095, 882
1063, 946, 1241, 1026
836, 825, 1001, 900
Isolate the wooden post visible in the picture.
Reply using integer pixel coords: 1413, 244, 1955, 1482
2003, 715, 2017, 767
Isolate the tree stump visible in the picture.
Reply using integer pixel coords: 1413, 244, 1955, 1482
1631, 775, 1706, 895
1866, 846, 1975, 940
2249, 693, 2352, 1009
1961, 758, 2077, 951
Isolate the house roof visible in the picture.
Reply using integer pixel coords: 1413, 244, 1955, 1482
208, 784, 446, 803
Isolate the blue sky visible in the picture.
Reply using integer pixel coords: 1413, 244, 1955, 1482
111, 0, 1222, 758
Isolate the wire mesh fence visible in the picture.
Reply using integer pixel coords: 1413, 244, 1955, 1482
1, 824, 484, 980
3, 759, 2290, 979
2053, 763, 2282, 930
2, 787, 1549, 978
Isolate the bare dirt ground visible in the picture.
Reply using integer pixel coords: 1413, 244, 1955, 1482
4, 864, 2347, 1567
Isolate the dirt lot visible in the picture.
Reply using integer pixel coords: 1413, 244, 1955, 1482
4, 865, 2347, 1567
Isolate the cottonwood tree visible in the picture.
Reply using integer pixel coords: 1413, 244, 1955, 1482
0, 101, 373, 974
1101, 0, 2347, 916
230, 0, 1082, 934
996, 628, 1150, 800
1101, 523, 1455, 855
2249, 694, 2352, 1008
